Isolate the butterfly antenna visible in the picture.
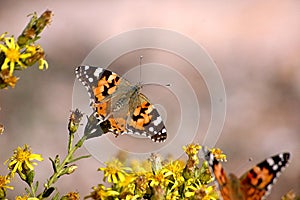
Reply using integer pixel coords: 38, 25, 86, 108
139, 55, 143, 85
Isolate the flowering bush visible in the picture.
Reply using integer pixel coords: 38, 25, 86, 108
84, 144, 225, 200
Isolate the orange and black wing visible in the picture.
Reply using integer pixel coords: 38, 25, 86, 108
126, 93, 167, 142
239, 152, 290, 200
76, 66, 129, 122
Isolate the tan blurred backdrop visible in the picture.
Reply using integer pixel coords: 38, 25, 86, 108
0, 0, 299, 199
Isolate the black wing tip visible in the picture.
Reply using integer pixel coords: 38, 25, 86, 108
152, 135, 167, 143
151, 127, 167, 143
282, 152, 290, 160
278, 152, 291, 165
75, 65, 86, 76
271, 152, 291, 163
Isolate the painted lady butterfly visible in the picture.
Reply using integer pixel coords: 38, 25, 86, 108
203, 148, 290, 200
75, 66, 167, 142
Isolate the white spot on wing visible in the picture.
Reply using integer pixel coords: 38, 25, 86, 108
267, 158, 274, 166
88, 77, 93, 82
84, 66, 89, 70
279, 153, 284, 159
152, 116, 162, 126
94, 68, 103, 78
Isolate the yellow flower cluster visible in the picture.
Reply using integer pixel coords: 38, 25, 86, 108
0, 10, 52, 89
86, 144, 224, 200
0, 34, 48, 88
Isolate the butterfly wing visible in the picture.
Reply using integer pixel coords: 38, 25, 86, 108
239, 152, 290, 200
204, 148, 291, 200
75, 66, 131, 122
126, 93, 167, 142
203, 148, 231, 200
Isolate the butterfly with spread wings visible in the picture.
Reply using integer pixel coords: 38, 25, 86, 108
76, 66, 167, 142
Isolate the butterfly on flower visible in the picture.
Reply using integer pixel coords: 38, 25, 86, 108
75, 66, 167, 142
203, 148, 290, 200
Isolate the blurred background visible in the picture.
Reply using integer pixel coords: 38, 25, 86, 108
0, 0, 299, 199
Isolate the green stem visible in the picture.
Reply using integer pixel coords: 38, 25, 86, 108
68, 132, 74, 154
39, 135, 87, 199
48, 135, 86, 186
30, 182, 36, 197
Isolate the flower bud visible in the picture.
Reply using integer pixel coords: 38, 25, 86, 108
17, 10, 53, 47
68, 109, 83, 135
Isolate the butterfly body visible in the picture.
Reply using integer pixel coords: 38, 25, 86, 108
76, 66, 167, 142
204, 148, 290, 200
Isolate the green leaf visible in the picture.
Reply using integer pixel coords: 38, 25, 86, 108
34, 181, 39, 193
49, 155, 60, 173
68, 155, 91, 164
26, 170, 35, 185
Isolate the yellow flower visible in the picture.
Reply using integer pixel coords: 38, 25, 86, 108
149, 169, 173, 188
6, 144, 43, 178
183, 143, 201, 157
211, 148, 227, 162
85, 184, 119, 200
185, 179, 218, 200
15, 195, 39, 200
164, 160, 185, 190
0, 36, 31, 75
118, 174, 135, 188
98, 159, 131, 184
0, 175, 13, 190
117, 174, 137, 198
